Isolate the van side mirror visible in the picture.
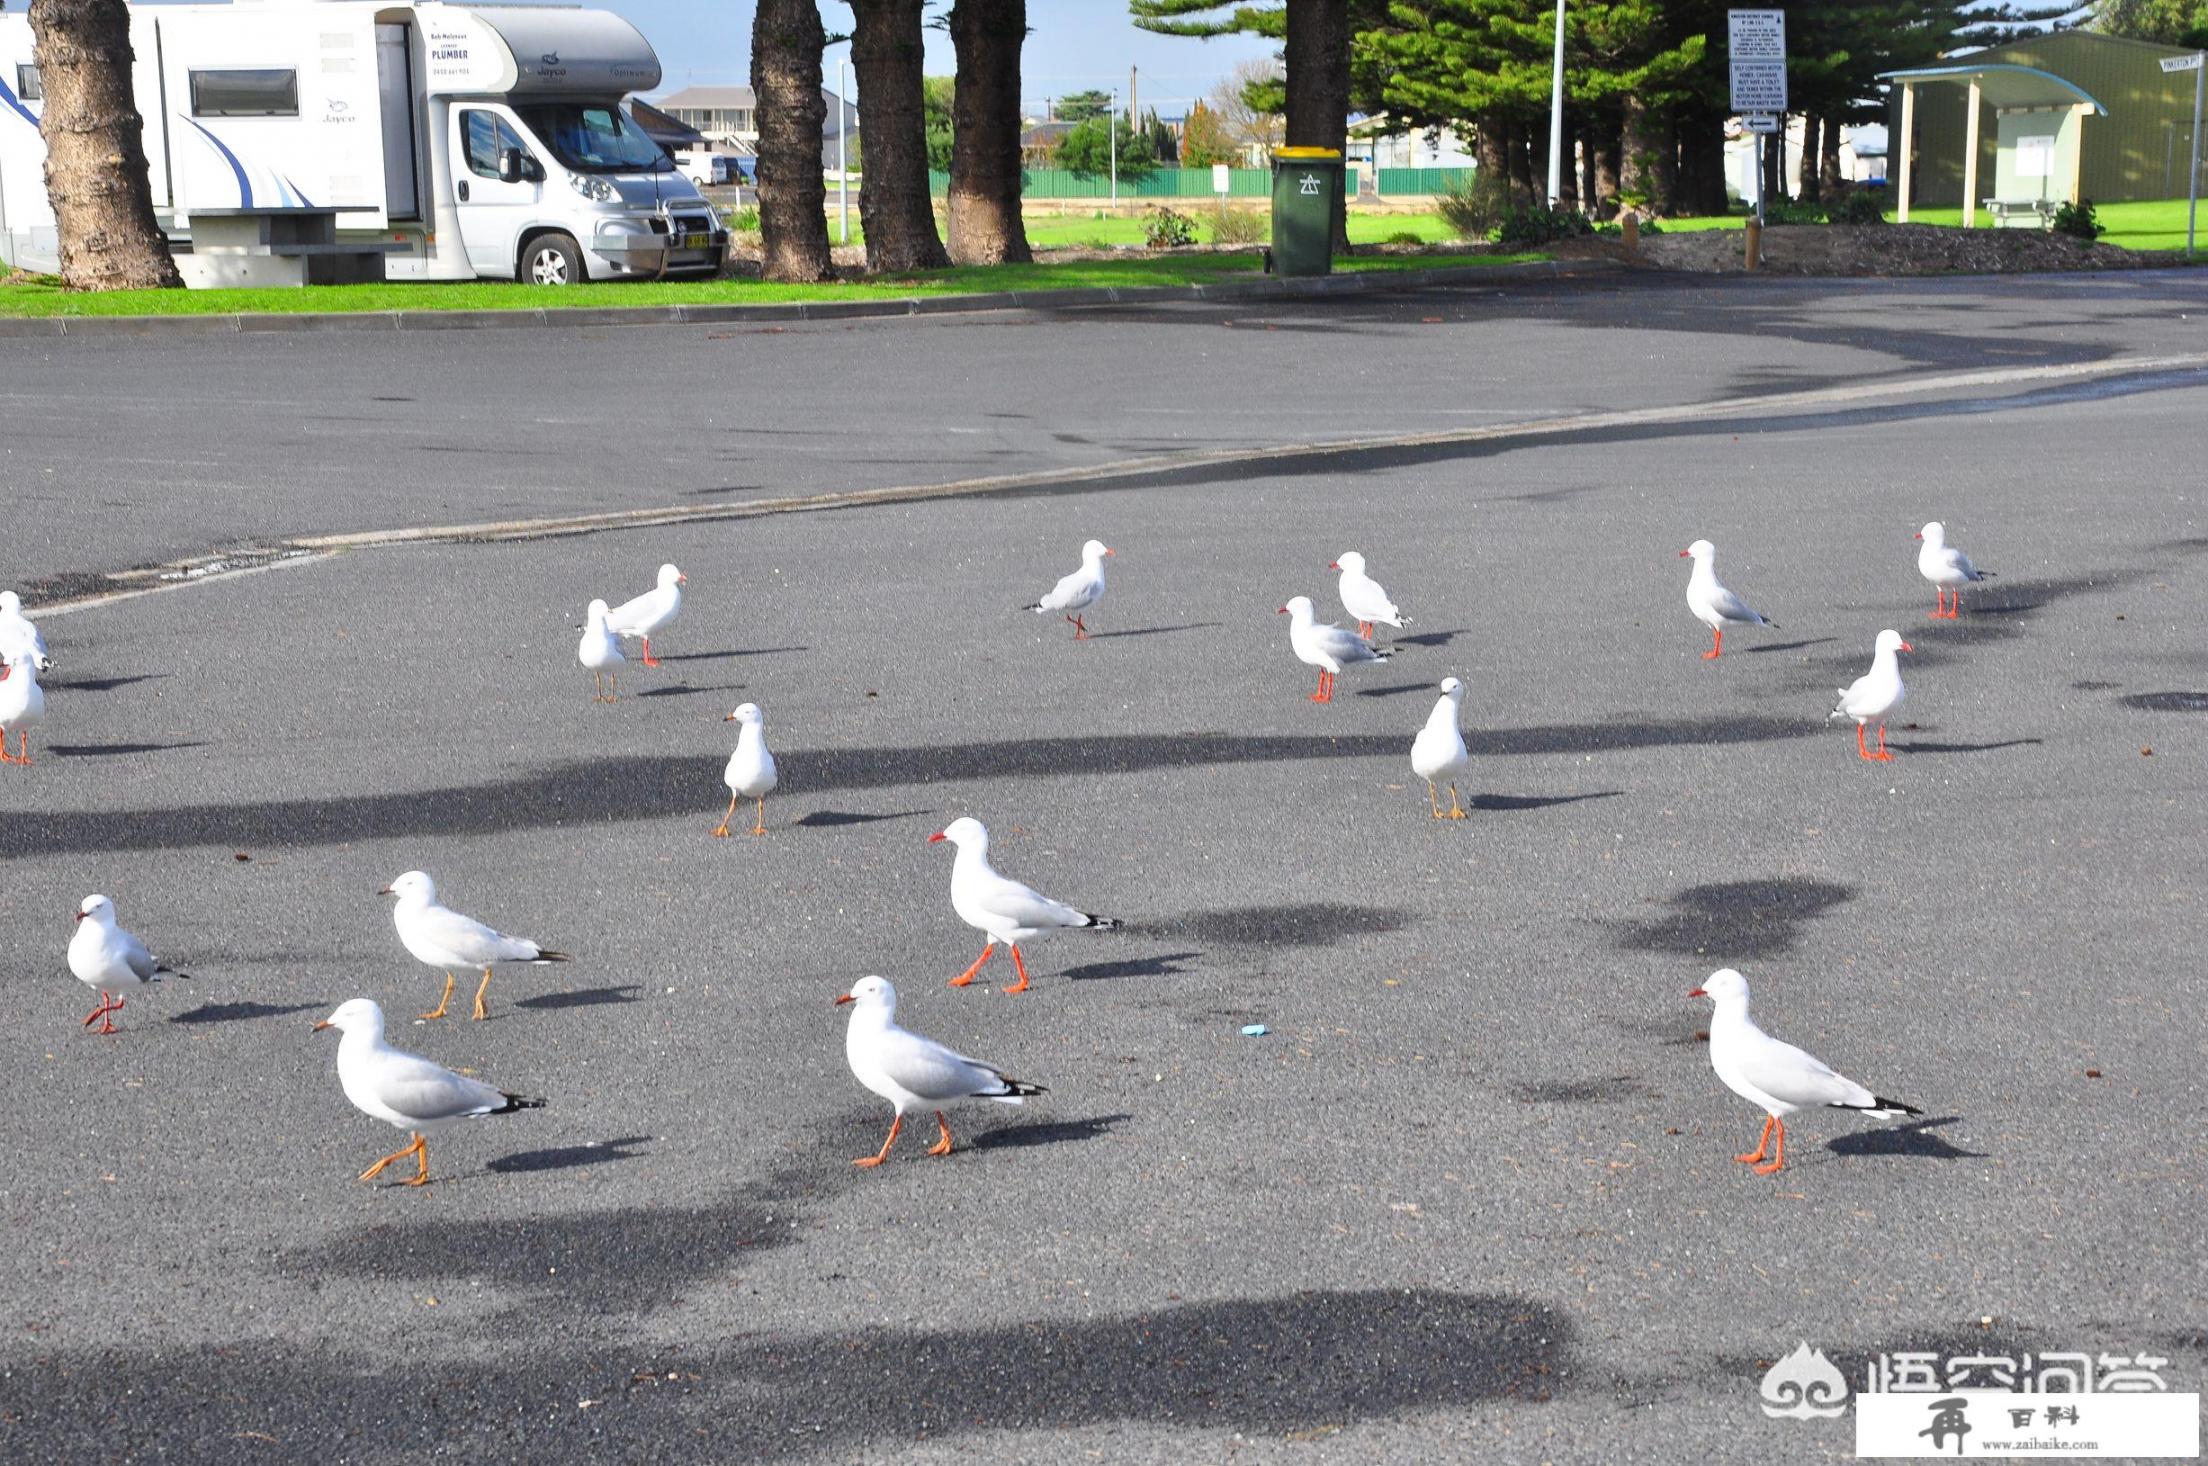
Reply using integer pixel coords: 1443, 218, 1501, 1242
499, 147, 526, 184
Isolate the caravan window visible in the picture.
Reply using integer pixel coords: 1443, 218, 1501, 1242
514, 104, 668, 174
189, 69, 298, 118
461, 110, 532, 180
14, 65, 40, 103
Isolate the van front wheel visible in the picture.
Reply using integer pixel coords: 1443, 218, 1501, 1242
520, 233, 585, 286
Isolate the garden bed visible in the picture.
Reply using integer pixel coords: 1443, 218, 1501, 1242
1558, 222, 2182, 275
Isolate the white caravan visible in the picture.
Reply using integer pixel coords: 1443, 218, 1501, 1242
0, 0, 727, 283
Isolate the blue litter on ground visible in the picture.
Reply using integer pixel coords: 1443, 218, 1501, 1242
1241, 1024, 1268, 1037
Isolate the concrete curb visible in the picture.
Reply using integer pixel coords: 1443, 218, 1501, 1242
0, 258, 1609, 338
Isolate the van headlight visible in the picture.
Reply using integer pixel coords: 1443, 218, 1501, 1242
569, 174, 615, 203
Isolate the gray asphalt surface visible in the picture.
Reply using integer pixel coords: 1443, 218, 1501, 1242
1, 270, 2205, 1464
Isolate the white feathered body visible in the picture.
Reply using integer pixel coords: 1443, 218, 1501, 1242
0, 595, 50, 670
951, 844, 1099, 947
1411, 689, 1470, 784
68, 916, 169, 993
0, 657, 44, 732
1286, 602, 1390, 675
1037, 554, 1106, 615
1686, 559, 1772, 631
1339, 566, 1405, 629
606, 578, 681, 638
845, 1003, 1033, 1117
1708, 995, 1905, 1120
1831, 648, 1905, 725
394, 891, 553, 971
725, 720, 779, 800
578, 605, 623, 671
1918, 539, 1986, 590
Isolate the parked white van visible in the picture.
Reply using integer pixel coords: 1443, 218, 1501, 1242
677, 151, 745, 189
0, 0, 727, 284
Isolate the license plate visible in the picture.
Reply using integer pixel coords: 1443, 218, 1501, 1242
679, 232, 710, 250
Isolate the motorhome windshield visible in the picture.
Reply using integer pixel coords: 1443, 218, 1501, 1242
514, 104, 667, 174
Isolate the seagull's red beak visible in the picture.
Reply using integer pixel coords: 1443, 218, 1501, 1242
723, 711, 737, 721
833, 993, 855, 1006
1327, 560, 1340, 569
312, 1018, 334, 1032
376, 885, 394, 896
1912, 532, 1923, 540
73, 909, 87, 923
927, 831, 947, 843
1678, 549, 1691, 558
1103, 547, 1115, 557
1276, 605, 1289, 614
1898, 641, 1915, 653
1686, 986, 1707, 998
678, 573, 689, 583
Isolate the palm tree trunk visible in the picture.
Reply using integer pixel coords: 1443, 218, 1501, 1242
1820, 114, 1843, 201
945, 0, 1030, 264
1283, 0, 1350, 251
751, 0, 835, 282
851, 0, 949, 272
27, 0, 180, 290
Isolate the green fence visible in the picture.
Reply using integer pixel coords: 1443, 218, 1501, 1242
1377, 167, 1475, 195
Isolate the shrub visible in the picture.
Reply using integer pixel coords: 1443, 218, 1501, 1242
1144, 207, 1198, 249
1829, 189, 1886, 226
2052, 198, 2104, 242
1493, 204, 1595, 248
1208, 207, 1269, 245
1759, 197, 1826, 226
1436, 171, 1511, 241
1382, 229, 1427, 246
724, 205, 761, 233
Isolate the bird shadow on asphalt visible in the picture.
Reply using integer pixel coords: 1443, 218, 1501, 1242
1062, 951, 1200, 982
4, 718, 1816, 857
1354, 680, 1436, 699
486, 1136, 655, 1174
1134, 903, 1413, 949
1466, 791, 1622, 813
970, 1113, 1131, 1151
49, 741, 209, 757
41, 673, 168, 693
168, 1000, 325, 1025
1612, 877, 1856, 962
2121, 691, 2208, 712
656, 647, 808, 662
635, 683, 743, 699
517, 985, 642, 1010
1391, 628, 1464, 648
794, 809, 933, 827
1886, 737, 2043, 755
1083, 622, 1220, 640
1742, 637, 1837, 655
1826, 1116, 1987, 1162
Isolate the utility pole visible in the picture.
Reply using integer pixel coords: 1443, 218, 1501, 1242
1130, 66, 1138, 129
836, 58, 850, 243
1109, 88, 1118, 206
1546, 0, 1566, 205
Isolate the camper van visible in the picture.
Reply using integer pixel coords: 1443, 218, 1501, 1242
0, 0, 728, 284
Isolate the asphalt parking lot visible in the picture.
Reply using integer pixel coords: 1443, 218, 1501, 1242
1, 271, 2204, 1463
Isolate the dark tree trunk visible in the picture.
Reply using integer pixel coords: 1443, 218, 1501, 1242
850, 0, 949, 272
1580, 113, 1602, 217
1798, 115, 1820, 201
1762, 116, 1785, 204
1284, 0, 1351, 251
1555, 112, 1577, 209
751, 0, 835, 282
1619, 93, 1658, 212
1475, 115, 1506, 194
1595, 117, 1621, 217
1820, 114, 1844, 200
945, 0, 1030, 264
28, 0, 180, 290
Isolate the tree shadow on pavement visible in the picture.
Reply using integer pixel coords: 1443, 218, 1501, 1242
1613, 878, 1855, 961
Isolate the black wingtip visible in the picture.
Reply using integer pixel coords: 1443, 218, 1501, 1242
1020, 602, 1044, 612
495, 1092, 547, 1113
1875, 1096, 1923, 1116
1083, 914, 1121, 930
534, 950, 572, 964
999, 1078, 1047, 1097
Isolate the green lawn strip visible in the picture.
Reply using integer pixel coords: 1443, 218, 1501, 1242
0, 249, 1541, 319
1662, 199, 2199, 252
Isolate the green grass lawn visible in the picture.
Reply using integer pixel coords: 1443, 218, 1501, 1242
784, 209, 1460, 251
0, 247, 1536, 319
1661, 198, 2201, 252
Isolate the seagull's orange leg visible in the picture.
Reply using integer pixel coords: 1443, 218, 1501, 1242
1427, 781, 1445, 819
1867, 724, 1895, 763
1947, 591, 1963, 619
712, 792, 738, 838
1446, 783, 1467, 820
1734, 1116, 1775, 1165
471, 969, 493, 1021
1931, 588, 1947, 618
1311, 669, 1334, 703
853, 1114, 903, 1168
83, 992, 123, 1032
403, 1135, 432, 1186
1703, 627, 1723, 660
419, 972, 454, 1021
640, 636, 661, 669
949, 943, 996, 987
360, 1131, 424, 1183
1001, 945, 1032, 995
1358, 621, 1373, 639
751, 796, 768, 837
1856, 724, 1875, 761
926, 1111, 955, 1157
1068, 614, 1088, 640
1752, 1119, 1788, 1175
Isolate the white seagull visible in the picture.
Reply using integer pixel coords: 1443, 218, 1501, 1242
1830, 629, 1911, 762
1279, 594, 1392, 703
715, 702, 779, 837
380, 870, 570, 1021
928, 817, 1118, 994
1411, 676, 1472, 819
314, 998, 544, 1187
604, 563, 685, 667
68, 894, 190, 1035
1680, 539, 1777, 660
1023, 539, 1113, 640
0, 651, 43, 765
836, 975, 1043, 1167
1330, 551, 1409, 641
1689, 968, 1920, 1176
0, 591, 51, 671
578, 598, 624, 702
1915, 522, 1993, 619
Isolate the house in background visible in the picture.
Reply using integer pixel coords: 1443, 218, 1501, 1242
655, 84, 853, 170
1020, 119, 1075, 166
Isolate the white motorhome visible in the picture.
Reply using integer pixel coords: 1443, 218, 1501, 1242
0, 0, 727, 284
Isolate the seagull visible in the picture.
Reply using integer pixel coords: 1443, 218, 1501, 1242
0, 651, 44, 765
68, 895, 190, 1034
1915, 522, 1993, 619
715, 702, 779, 837
836, 975, 1043, 1167
578, 598, 624, 702
1689, 968, 1920, 1175
1330, 551, 1409, 641
1280, 594, 1392, 703
1680, 539, 1777, 659
1023, 539, 1112, 639
1830, 629, 1911, 762
604, 563, 685, 667
313, 998, 544, 1187
928, 817, 1118, 994
0, 591, 51, 671
379, 870, 570, 1021
1411, 676, 1471, 819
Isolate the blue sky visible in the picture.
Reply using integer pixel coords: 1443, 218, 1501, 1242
626, 1, 1280, 113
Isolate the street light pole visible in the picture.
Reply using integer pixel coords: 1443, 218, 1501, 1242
836, 59, 851, 244
2191, 52, 2204, 258
1109, 88, 1118, 207
1546, 0, 1566, 205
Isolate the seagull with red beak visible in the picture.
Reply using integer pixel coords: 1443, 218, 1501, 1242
68, 894, 189, 1034
314, 999, 543, 1188
1689, 969, 1919, 1176
1023, 539, 1113, 639
1280, 595, 1392, 703
1915, 521, 1993, 619
929, 817, 1118, 994
604, 563, 686, 668
1830, 629, 1912, 762
1680, 538, 1778, 659
1330, 551, 1409, 642
836, 976, 1043, 1168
